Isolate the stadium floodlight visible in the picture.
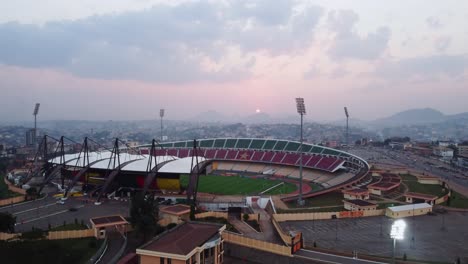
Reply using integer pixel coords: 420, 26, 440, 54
344, 107, 349, 146
391, 219, 406, 263
296, 98, 306, 115
295, 98, 306, 206
160, 109, 165, 142
33, 103, 40, 115
33, 103, 40, 149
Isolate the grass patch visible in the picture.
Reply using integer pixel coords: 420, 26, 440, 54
0, 237, 102, 264
287, 191, 343, 208
400, 174, 448, 197
180, 175, 296, 195
443, 190, 468, 209
50, 223, 88, 231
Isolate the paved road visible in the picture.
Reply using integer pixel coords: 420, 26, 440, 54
296, 249, 386, 264
282, 213, 468, 263
0, 195, 129, 232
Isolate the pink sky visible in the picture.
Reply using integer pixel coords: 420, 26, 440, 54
1, 1, 467, 121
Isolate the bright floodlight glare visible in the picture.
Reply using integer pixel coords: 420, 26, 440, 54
33, 103, 40, 115
295, 98, 306, 115
160, 109, 165, 118
390, 219, 406, 240
344, 107, 349, 118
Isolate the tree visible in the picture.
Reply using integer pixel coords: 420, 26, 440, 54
130, 193, 160, 242
243, 213, 249, 221
26, 187, 38, 200
0, 212, 16, 233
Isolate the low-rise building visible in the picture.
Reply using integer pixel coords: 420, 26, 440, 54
159, 204, 191, 225
343, 199, 377, 211
385, 203, 432, 218
137, 222, 225, 264
342, 188, 370, 200
458, 144, 468, 158
404, 192, 438, 205
433, 146, 454, 158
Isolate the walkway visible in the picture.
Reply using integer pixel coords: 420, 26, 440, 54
97, 231, 126, 264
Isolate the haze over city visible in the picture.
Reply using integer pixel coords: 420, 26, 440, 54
1, 0, 468, 122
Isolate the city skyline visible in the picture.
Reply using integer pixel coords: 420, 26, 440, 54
1, 0, 468, 121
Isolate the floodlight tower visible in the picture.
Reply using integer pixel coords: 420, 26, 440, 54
295, 98, 306, 206
344, 107, 349, 146
160, 109, 165, 142
33, 103, 40, 148
390, 219, 406, 264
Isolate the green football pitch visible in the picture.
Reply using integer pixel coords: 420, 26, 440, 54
180, 174, 297, 195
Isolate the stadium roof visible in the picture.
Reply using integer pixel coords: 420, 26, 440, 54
159, 156, 207, 174
48, 151, 206, 174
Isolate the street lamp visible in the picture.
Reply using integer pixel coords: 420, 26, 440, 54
295, 98, 306, 206
390, 219, 406, 264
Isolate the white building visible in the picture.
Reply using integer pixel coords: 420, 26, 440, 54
386, 203, 433, 219
433, 146, 454, 158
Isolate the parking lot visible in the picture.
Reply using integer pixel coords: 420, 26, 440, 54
280, 212, 468, 263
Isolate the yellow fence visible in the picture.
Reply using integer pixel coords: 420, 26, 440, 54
222, 231, 291, 256
47, 229, 95, 240
246, 213, 259, 221
0, 232, 20, 241
195, 212, 228, 219
0, 196, 25, 207
273, 209, 385, 222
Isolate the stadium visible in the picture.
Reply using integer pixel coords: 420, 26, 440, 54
40, 137, 370, 204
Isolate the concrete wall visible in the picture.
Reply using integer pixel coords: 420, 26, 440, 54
0, 196, 25, 206
222, 231, 291, 256
4, 177, 26, 195
195, 212, 228, 219
0, 232, 20, 240
272, 209, 385, 222
47, 229, 95, 240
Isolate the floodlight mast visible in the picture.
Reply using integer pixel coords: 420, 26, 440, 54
160, 109, 165, 142
33, 103, 40, 148
295, 98, 306, 206
344, 107, 349, 146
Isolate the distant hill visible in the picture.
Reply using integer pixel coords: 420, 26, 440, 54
371, 108, 446, 126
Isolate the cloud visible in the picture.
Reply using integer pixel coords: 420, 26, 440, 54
327, 10, 391, 60
0, 1, 324, 83
426, 16, 443, 29
375, 54, 468, 80
330, 67, 348, 79
434, 36, 451, 52
303, 64, 321, 80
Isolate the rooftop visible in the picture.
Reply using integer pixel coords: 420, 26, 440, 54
90, 215, 128, 227
344, 199, 376, 207
387, 203, 432, 212
160, 204, 191, 216
404, 192, 438, 200
140, 222, 223, 256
